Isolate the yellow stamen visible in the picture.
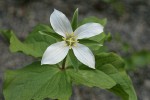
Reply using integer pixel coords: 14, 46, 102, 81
63, 33, 78, 49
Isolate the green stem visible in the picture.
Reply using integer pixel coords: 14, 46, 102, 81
61, 57, 67, 70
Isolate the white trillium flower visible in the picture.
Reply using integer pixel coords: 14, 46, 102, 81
41, 9, 103, 69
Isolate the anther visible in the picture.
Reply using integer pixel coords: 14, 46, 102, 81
63, 33, 78, 48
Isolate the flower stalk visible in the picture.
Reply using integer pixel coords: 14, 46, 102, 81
61, 57, 67, 70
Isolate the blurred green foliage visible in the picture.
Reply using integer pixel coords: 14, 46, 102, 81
125, 50, 150, 70
113, 33, 150, 70
102, 0, 126, 15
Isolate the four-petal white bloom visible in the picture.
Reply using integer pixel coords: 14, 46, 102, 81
41, 9, 103, 69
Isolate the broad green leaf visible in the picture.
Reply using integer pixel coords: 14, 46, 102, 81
9, 33, 50, 57
3, 62, 72, 100
79, 39, 103, 50
38, 31, 62, 41
0, 24, 62, 58
71, 8, 78, 31
89, 32, 111, 44
96, 52, 125, 71
100, 64, 129, 100
110, 84, 128, 100
24, 24, 59, 44
67, 68, 116, 89
96, 53, 137, 100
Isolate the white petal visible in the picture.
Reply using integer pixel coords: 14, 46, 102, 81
74, 23, 103, 39
41, 41, 69, 65
50, 9, 73, 37
72, 43, 95, 69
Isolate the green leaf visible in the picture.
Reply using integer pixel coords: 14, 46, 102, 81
79, 32, 111, 54
68, 49, 79, 70
79, 39, 103, 54
10, 33, 47, 57
100, 64, 129, 100
67, 68, 116, 89
78, 16, 111, 54
96, 53, 125, 71
0, 24, 61, 58
89, 32, 111, 43
0, 30, 12, 42
71, 8, 78, 31
26, 23, 62, 41
38, 31, 62, 41
24, 24, 59, 44
110, 84, 128, 100
79, 39, 103, 47
3, 62, 72, 100
96, 53, 137, 100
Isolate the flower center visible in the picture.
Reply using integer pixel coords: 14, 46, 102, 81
63, 33, 78, 48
